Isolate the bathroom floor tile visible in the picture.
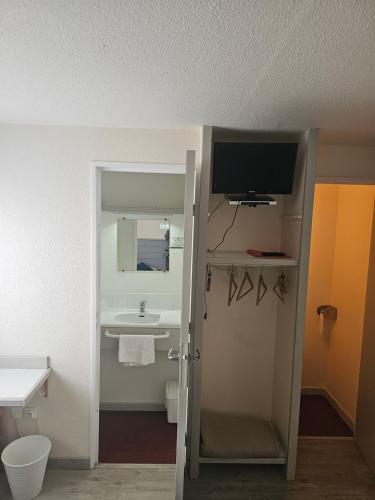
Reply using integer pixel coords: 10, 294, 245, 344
99, 411, 177, 463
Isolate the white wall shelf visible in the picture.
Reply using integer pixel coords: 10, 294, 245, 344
207, 251, 298, 267
0, 356, 51, 407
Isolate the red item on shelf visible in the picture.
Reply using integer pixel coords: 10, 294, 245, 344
247, 249, 264, 257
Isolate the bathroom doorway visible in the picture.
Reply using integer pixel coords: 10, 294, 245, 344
90, 155, 197, 500
301, 183, 375, 439
98, 168, 185, 464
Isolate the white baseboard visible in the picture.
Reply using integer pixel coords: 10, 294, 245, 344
100, 402, 165, 412
301, 386, 323, 396
97, 463, 176, 469
301, 386, 354, 431
323, 387, 354, 431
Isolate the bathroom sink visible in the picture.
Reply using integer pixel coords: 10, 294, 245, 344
100, 310, 181, 329
114, 312, 160, 325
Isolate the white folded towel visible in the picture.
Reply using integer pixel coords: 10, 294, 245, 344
118, 335, 155, 366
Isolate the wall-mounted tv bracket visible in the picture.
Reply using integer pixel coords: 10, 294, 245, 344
226, 194, 277, 207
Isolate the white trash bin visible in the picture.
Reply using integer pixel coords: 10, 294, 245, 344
165, 380, 178, 423
1, 435, 51, 500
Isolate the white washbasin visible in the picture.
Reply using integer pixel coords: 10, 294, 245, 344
114, 312, 160, 325
101, 309, 181, 329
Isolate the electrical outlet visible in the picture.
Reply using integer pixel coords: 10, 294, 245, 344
23, 407, 38, 419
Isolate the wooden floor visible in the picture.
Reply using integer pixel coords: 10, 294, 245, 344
1, 439, 374, 499
299, 394, 353, 437
0, 466, 176, 500
185, 439, 375, 499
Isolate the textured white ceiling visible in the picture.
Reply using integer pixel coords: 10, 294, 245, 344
1, 1, 375, 131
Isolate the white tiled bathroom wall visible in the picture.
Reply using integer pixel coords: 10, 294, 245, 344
100, 211, 183, 407
101, 291, 182, 311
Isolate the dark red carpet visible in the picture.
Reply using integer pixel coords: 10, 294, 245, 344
99, 411, 177, 463
299, 394, 353, 437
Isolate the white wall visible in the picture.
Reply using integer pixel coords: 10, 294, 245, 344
101, 171, 185, 210
100, 348, 178, 407
100, 173, 184, 407
0, 124, 201, 458
317, 145, 375, 180
201, 197, 284, 417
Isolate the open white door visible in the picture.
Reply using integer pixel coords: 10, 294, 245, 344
170, 150, 197, 500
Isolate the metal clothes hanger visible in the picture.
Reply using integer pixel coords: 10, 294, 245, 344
206, 264, 212, 292
236, 265, 254, 301
256, 267, 268, 305
273, 267, 287, 303
204, 264, 212, 319
228, 266, 238, 306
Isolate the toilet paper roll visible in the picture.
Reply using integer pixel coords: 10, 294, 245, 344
319, 312, 325, 336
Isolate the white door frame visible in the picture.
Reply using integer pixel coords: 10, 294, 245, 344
174, 150, 196, 499
90, 160, 185, 468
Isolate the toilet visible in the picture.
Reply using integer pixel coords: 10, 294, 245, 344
165, 380, 178, 423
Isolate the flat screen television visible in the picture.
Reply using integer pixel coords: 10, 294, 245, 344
212, 142, 298, 195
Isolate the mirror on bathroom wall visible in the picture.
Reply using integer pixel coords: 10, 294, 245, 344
117, 217, 170, 272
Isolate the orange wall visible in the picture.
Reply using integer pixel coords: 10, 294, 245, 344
303, 184, 338, 388
303, 184, 375, 423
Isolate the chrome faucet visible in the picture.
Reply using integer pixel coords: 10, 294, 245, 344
139, 300, 146, 317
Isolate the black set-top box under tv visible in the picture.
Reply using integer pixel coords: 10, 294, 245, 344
212, 142, 298, 195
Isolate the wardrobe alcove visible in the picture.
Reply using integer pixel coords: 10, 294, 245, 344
187, 127, 318, 480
